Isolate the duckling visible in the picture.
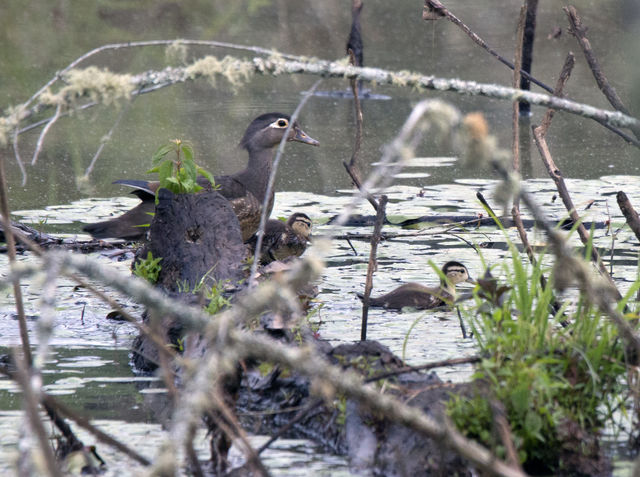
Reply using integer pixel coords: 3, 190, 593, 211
359, 261, 474, 310
248, 212, 312, 264
83, 113, 318, 242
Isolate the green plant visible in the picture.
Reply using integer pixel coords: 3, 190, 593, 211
133, 251, 162, 284
203, 279, 231, 315
447, 227, 634, 472
148, 139, 215, 197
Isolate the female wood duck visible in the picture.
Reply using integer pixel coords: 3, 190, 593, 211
83, 113, 318, 242
248, 212, 312, 264
359, 261, 474, 310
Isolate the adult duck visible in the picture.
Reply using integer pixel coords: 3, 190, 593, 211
83, 113, 318, 241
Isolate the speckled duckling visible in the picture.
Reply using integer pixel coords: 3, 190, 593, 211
83, 113, 318, 242
248, 212, 312, 264
360, 261, 473, 310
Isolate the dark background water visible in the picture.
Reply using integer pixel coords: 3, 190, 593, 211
1, 0, 639, 214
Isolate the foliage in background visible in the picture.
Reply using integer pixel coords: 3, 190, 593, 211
133, 251, 163, 284
148, 139, 215, 197
447, 233, 636, 473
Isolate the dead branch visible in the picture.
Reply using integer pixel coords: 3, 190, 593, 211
518, 0, 539, 115
342, 49, 380, 213
361, 195, 387, 341
490, 158, 640, 357
0, 149, 32, 365
617, 191, 640, 242
13, 352, 63, 477
366, 355, 481, 383
422, 0, 553, 93
564, 6, 640, 137
490, 399, 523, 472
421, 0, 639, 146
511, 6, 538, 269
537, 53, 575, 137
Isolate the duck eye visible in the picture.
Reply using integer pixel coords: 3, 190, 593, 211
277, 119, 288, 128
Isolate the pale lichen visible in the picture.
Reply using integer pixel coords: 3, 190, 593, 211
0, 105, 25, 146
40, 66, 134, 108
185, 55, 254, 90
165, 39, 188, 65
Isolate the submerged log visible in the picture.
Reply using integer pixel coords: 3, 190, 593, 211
328, 213, 609, 230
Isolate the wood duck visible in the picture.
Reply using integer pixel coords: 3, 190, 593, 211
83, 113, 318, 242
248, 212, 312, 264
359, 261, 474, 310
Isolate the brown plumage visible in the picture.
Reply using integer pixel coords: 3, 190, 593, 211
359, 261, 473, 310
248, 212, 312, 264
83, 113, 318, 242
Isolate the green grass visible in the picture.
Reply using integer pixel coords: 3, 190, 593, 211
447, 230, 637, 472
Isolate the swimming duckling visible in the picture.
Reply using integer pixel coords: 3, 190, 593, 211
359, 261, 474, 310
248, 212, 312, 264
83, 113, 318, 242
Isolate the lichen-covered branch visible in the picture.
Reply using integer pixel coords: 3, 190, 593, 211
5, 53, 639, 147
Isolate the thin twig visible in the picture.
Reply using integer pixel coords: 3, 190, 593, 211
0, 148, 32, 365
564, 6, 639, 137
84, 97, 136, 177
361, 195, 387, 341
257, 399, 323, 455
342, 49, 380, 213
490, 399, 522, 472
531, 127, 620, 298
12, 351, 63, 477
537, 53, 575, 136
40, 394, 151, 466
423, 0, 552, 93
490, 158, 640, 357
211, 387, 271, 477
421, 0, 639, 146
31, 103, 62, 165
365, 355, 481, 383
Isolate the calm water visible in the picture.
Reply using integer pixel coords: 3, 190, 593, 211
1, 0, 639, 474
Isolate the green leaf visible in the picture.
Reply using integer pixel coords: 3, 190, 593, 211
183, 158, 197, 182
157, 160, 173, 185
196, 166, 215, 187
181, 143, 194, 162
152, 144, 175, 165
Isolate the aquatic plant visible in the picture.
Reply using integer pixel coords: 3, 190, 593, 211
447, 232, 636, 473
132, 251, 163, 284
148, 139, 215, 196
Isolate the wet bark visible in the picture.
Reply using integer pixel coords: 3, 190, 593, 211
138, 188, 246, 292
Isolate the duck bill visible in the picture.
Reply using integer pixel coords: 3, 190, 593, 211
466, 277, 476, 284
291, 127, 319, 146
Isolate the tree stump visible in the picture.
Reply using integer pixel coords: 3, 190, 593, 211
142, 188, 246, 292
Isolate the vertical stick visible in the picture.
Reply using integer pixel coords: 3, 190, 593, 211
0, 147, 32, 365
519, 0, 538, 115
361, 195, 387, 341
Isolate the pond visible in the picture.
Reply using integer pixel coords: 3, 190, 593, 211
1, 0, 639, 474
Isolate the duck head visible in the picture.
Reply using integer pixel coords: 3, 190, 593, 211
288, 212, 313, 241
240, 112, 319, 151
441, 261, 474, 286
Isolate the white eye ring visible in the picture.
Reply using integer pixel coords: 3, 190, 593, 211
270, 118, 289, 128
